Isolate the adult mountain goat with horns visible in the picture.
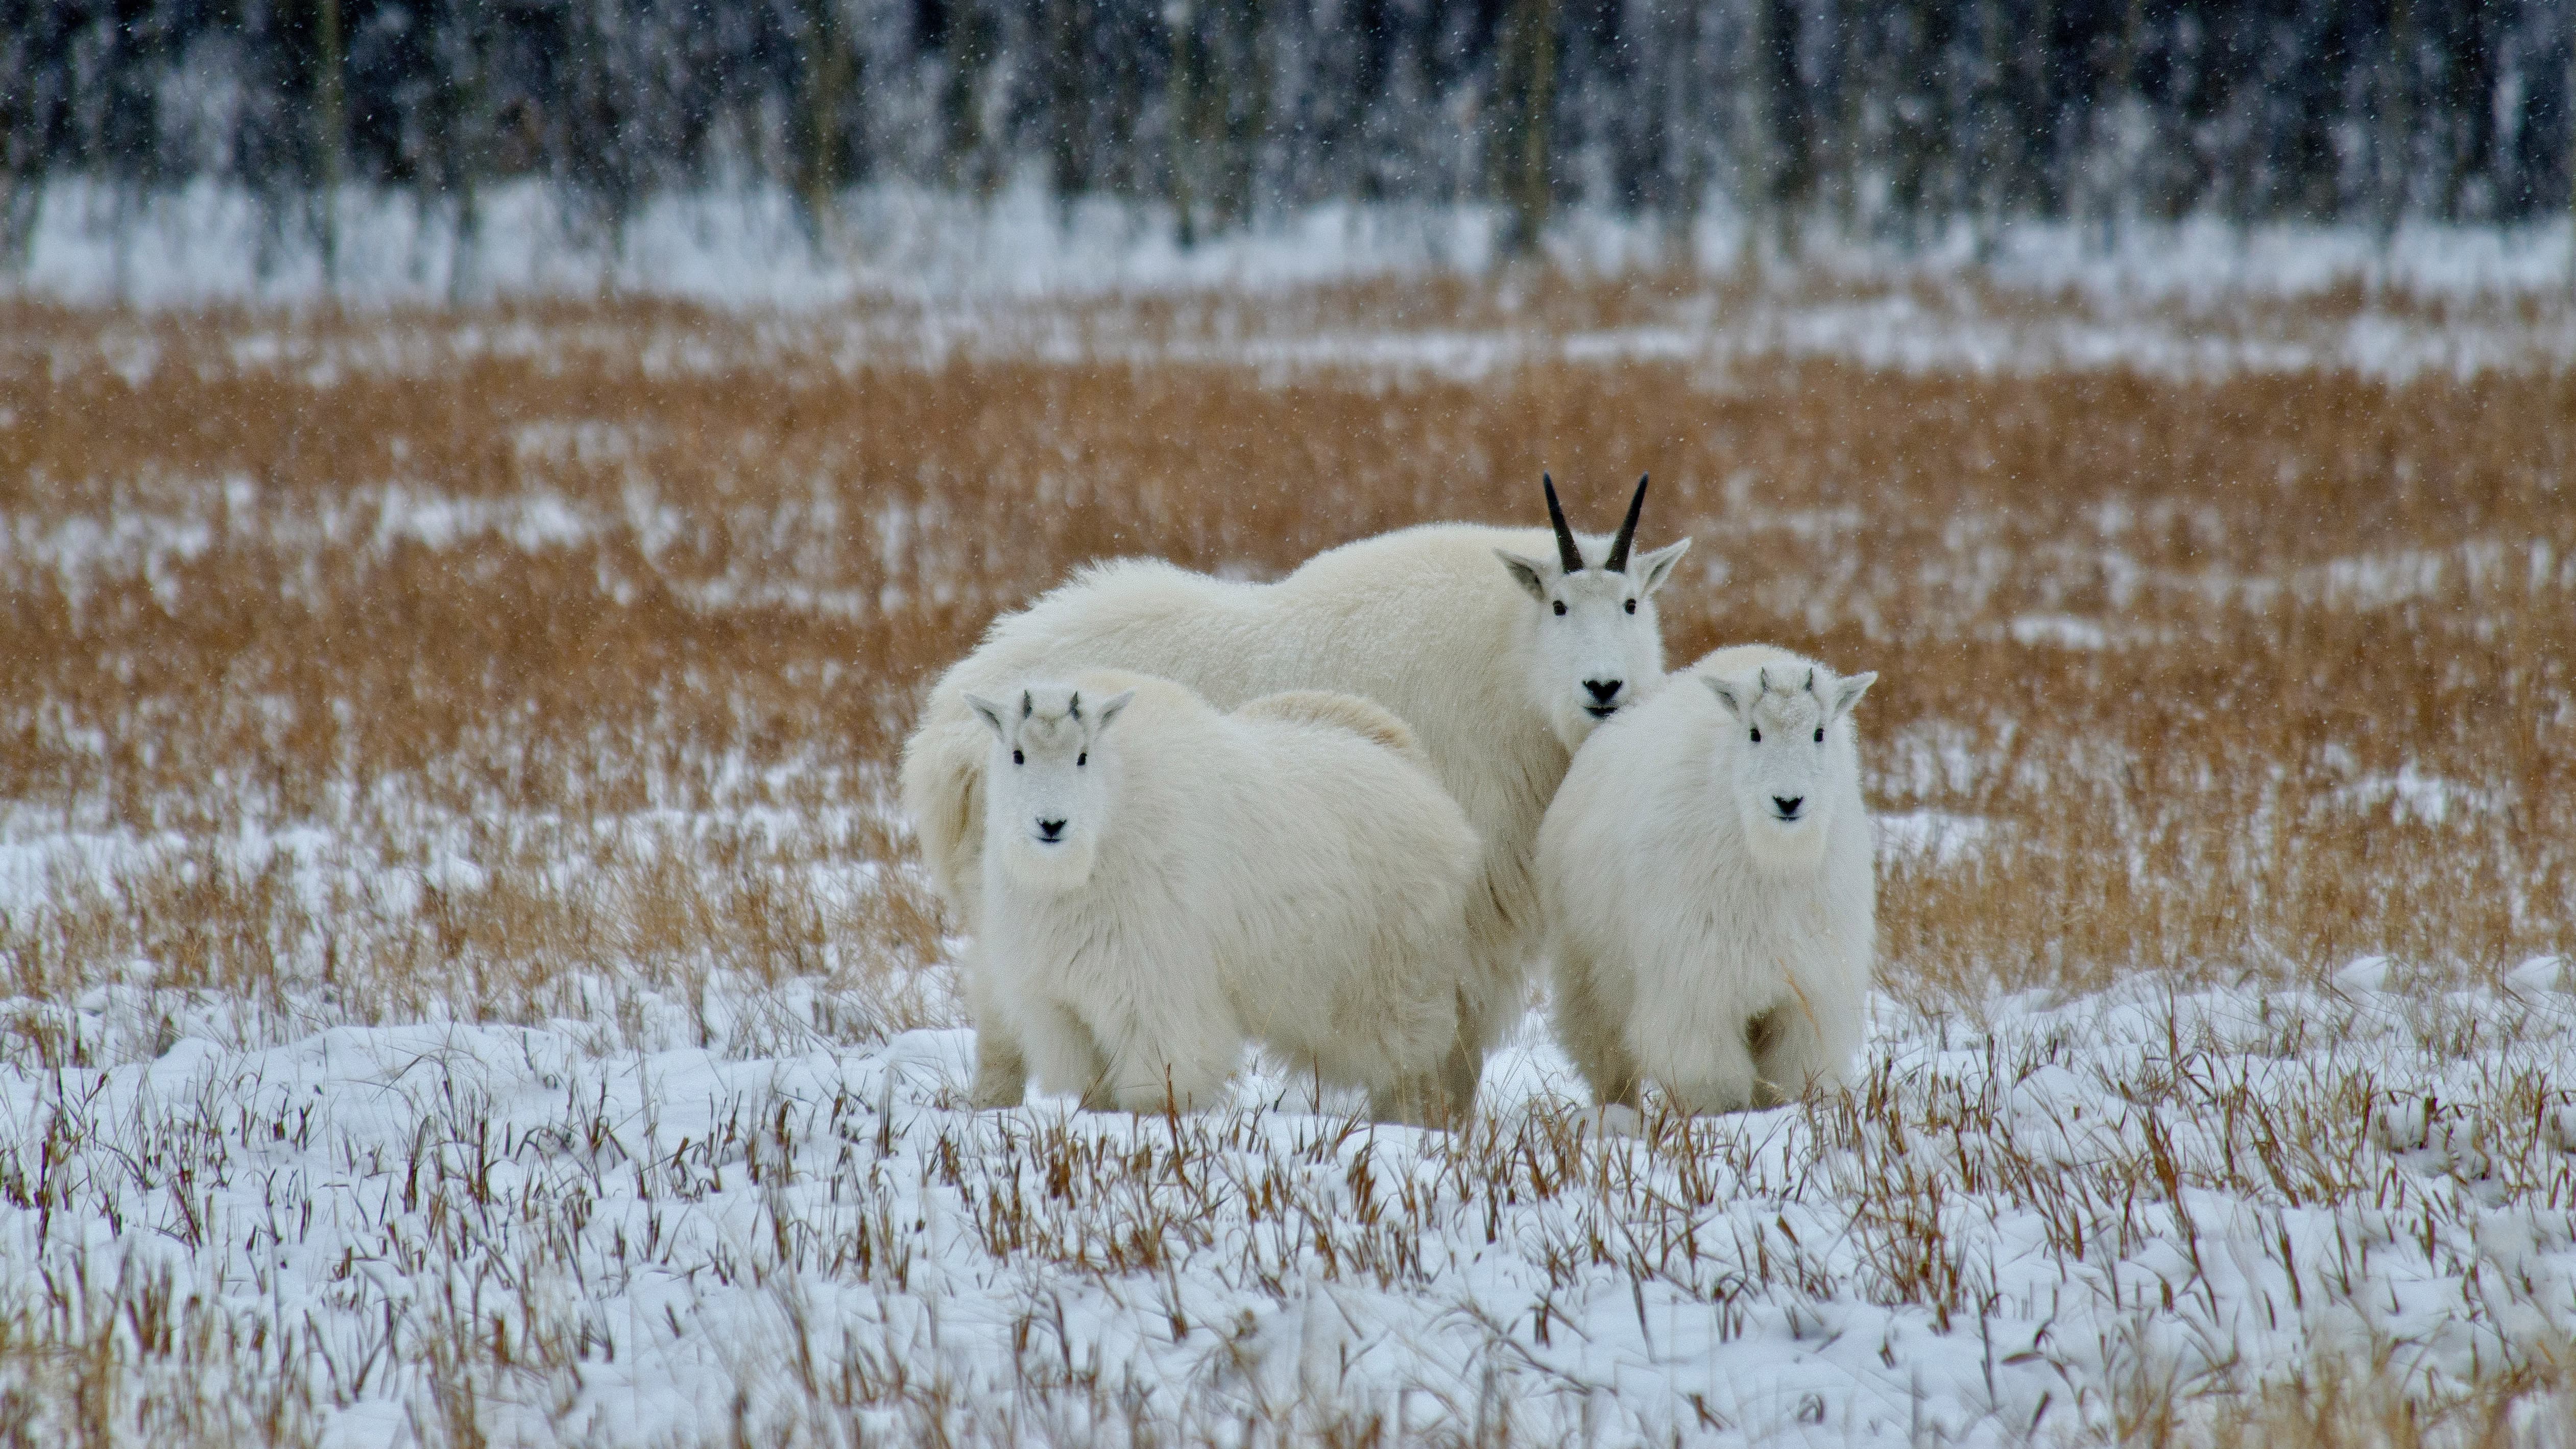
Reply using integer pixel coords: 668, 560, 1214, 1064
902, 476, 1691, 1121
1538, 644, 1878, 1116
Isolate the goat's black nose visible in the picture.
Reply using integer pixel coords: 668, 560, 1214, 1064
1773, 796, 1804, 817
1583, 678, 1623, 704
1037, 818, 1067, 841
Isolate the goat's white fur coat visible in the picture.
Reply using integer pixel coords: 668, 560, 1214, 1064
970, 672, 1479, 1120
1538, 644, 1876, 1114
903, 506, 1686, 1117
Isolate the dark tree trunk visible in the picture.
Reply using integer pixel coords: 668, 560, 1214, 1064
1211, 0, 1265, 232
1495, 0, 1561, 254
1168, 1, 1203, 245
1759, 0, 1812, 253
798, 0, 855, 246
2440, 0, 2498, 219
2386, 0, 2418, 232
938, 1, 1003, 194
316, 0, 345, 285
1048, 0, 1090, 211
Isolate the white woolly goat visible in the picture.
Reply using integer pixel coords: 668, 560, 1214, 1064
965, 672, 1480, 1121
1538, 644, 1878, 1115
902, 476, 1690, 1118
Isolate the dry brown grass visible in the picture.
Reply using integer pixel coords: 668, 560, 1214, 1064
2194, 1347, 2576, 1449
7, 280, 2576, 1445
2, 291, 2567, 1042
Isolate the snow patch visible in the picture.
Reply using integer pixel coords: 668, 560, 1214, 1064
8, 180, 2571, 382
2008, 613, 2111, 649
1873, 810, 1992, 864
1, 981, 2569, 1444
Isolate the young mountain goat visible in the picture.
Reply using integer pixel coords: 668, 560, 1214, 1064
966, 672, 1480, 1122
1538, 644, 1877, 1115
903, 475, 1690, 1121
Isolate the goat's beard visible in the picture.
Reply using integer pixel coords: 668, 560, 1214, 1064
994, 830, 1099, 893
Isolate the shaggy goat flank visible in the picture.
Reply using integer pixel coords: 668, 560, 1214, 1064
903, 472, 1688, 1122
967, 673, 1478, 1121
1543, 644, 1877, 1115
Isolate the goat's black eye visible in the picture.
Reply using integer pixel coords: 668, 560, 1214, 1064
1012, 749, 1024, 765
1814, 727, 1825, 743
1623, 599, 1636, 614
1552, 600, 1568, 616
1749, 728, 1761, 743
1077, 752, 1087, 767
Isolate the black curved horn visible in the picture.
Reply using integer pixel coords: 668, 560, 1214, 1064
1606, 474, 1649, 572
1542, 474, 1584, 575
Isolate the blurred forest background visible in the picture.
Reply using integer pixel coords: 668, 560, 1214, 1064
3, 0, 2572, 271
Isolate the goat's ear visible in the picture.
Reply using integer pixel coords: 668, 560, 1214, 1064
1831, 672, 1877, 719
1494, 549, 1552, 601
1092, 689, 1137, 732
1702, 675, 1745, 719
964, 692, 1009, 741
1631, 538, 1690, 597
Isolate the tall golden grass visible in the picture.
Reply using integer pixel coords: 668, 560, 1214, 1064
4, 294, 2566, 1030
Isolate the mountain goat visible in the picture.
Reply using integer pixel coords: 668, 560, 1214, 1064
903, 476, 1691, 1120
1538, 644, 1877, 1115
966, 672, 1480, 1121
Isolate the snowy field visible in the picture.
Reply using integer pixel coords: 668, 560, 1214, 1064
10, 178, 2576, 381
6, 970, 2576, 1445
2, 214, 2572, 1443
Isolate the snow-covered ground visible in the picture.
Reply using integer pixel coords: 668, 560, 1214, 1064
16, 177, 2576, 308
4, 964, 2572, 1445
0, 743, 2565, 1443
6, 217, 2571, 1442
9, 178, 2574, 382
